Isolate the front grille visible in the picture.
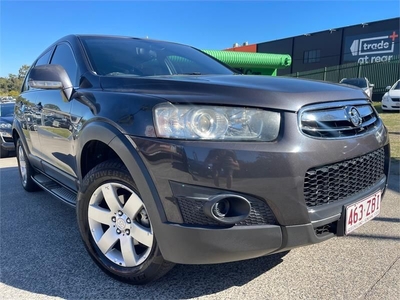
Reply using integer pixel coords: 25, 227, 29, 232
177, 196, 277, 226
391, 98, 400, 102
304, 148, 385, 207
299, 101, 380, 139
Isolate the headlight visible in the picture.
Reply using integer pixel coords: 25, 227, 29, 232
0, 122, 12, 129
153, 103, 280, 141
0, 131, 12, 137
382, 93, 389, 100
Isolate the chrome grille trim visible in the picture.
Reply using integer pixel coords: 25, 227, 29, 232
301, 105, 372, 122
298, 100, 381, 139
362, 117, 378, 127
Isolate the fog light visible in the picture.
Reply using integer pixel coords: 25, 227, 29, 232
212, 199, 230, 218
203, 194, 251, 225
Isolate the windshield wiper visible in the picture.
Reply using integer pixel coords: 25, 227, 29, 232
174, 72, 203, 75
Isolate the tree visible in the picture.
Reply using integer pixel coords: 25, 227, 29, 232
0, 64, 29, 96
18, 65, 30, 79
9, 90, 19, 97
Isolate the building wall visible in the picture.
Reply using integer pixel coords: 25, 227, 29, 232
341, 18, 399, 65
257, 38, 293, 75
292, 29, 343, 73
254, 17, 399, 76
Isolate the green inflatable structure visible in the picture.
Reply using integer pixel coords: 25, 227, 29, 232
202, 50, 292, 76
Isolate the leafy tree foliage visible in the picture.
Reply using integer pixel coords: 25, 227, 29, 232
18, 65, 30, 79
0, 64, 30, 96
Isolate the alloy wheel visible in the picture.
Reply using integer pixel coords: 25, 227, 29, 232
18, 145, 27, 186
88, 182, 153, 267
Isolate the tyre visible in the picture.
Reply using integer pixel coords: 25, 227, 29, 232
77, 160, 174, 284
0, 146, 8, 158
16, 138, 39, 192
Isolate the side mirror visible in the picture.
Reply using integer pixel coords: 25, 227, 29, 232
386, 86, 391, 90
28, 64, 74, 101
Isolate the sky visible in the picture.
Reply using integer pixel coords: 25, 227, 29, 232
0, 0, 399, 77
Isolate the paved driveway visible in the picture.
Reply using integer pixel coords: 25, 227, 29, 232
0, 157, 399, 299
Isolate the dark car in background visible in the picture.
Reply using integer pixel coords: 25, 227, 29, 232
339, 77, 374, 99
0, 102, 15, 157
13, 35, 390, 284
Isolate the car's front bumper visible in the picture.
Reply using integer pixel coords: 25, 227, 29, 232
143, 221, 331, 264
130, 173, 387, 265
381, 104, 400, 110
382, 98, 400, 110
128, 111, 390, 264
0, 131, 15, 151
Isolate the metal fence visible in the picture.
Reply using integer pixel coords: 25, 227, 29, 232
286, 56, 400, 99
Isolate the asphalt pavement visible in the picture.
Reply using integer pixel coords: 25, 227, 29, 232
0, 156, 399, 299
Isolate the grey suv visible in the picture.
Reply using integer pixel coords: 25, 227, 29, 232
13, 35, 390, 284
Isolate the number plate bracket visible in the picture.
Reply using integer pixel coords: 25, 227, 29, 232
336, 210, 346, 237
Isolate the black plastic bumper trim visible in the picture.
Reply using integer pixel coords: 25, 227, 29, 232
0, 141, 15, 151
158, 223, 282, 264
157, 221, 337, 264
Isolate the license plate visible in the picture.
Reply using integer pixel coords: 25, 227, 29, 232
345, 191, 381, 235
394, 103, 400, 106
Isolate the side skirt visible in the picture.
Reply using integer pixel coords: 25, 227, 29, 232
32, 173, 77, 207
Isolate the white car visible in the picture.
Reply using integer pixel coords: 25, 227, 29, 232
381, 79, 400, 111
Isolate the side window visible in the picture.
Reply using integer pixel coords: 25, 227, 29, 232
50, 43, 79, 86
303, 49, 321, 64
36, 50, 52, 66
22, 49, 53, 92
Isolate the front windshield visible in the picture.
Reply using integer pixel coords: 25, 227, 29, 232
392, 81, 400, 90
341, 79, 367, 88
0, 104, 14, 117
80, 37, 235, 77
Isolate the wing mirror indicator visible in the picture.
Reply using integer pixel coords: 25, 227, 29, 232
28, 80, 63, 89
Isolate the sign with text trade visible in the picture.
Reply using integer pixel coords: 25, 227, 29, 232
343, 30, 399, 64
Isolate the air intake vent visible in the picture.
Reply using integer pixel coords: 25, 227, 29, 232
304, 148, 385, 207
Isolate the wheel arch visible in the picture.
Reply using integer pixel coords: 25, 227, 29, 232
12, 119, 22, 149
76, 121, 168, 227
12, 120, 28, 154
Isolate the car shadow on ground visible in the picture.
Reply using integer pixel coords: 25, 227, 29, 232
388, 159, 399, 192
0, 166, 288, 299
